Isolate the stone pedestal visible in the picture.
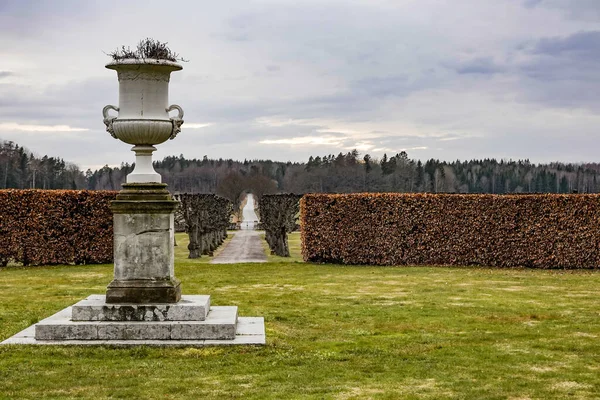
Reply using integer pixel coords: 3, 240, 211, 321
106, 183, 180, 304
0, 294, 265, 346
34, 295, 238, 341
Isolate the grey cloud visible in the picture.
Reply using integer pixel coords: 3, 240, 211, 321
0, 1, 94, 37
180, 89, 369, 126
216, 11, 261, 42
535, 0, 600, 21
533, 30, 600, 59
519, 55, 598, 81
0, 71, 13, 79
508, 31, 600, 110
519, 78, 600, 110
523, 0, 544, 8
211, 32, 251, 42
452, 58, 505, 75
0, 83, 66, 120
160, 121, 344, 165
289, 93, 374, 121
178, 96, 283, 124
310, 71, 446, 115
352, 75, 413, 97
0, 77, 116, 128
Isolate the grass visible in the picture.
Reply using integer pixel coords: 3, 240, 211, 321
1, 232, 600, 399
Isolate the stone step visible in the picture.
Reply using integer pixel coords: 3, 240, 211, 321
35, 306, 237, 341
71, 294, 210, 322
2, 313, 265, 347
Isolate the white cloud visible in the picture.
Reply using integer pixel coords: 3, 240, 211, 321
347, 141, 376, 152
255, 117, 306, 127
260, 136, 347, 146
0, 122, 89, 132
183, 123, 214, 129
316, 127, 365, 136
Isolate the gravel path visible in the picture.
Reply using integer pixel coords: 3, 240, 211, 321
211, 194, 267, 264
210, 230, 267, 264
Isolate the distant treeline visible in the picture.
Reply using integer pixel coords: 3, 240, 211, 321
0, 141, 85, 190
2, 140, 599, 197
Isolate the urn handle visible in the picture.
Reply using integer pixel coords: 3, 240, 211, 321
102, 105, 119, 139
167, 104, 184, 140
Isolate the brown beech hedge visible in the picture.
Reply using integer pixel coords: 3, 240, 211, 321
301, 193, 600, 268
0, 190, 117, 266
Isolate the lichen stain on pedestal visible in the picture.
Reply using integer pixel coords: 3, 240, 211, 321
114, 213, 175, 280
107, 183, 180, 304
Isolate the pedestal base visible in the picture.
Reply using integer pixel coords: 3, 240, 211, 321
105, 279, 181, 304
1, 310, 265, 347
1, 295, 265, 347
36, 306, 238, 341
72, 294, 209, 321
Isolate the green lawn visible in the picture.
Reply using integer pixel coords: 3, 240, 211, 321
1, 232, 599, 399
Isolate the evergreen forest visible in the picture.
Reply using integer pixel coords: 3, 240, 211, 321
2, 140, 599, 207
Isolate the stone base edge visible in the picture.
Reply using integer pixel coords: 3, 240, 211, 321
106, 279, 181, 304
72, 294, 210, 322
1, 307, 265, 347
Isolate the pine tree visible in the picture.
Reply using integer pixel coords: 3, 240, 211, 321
363, 154, 372, 174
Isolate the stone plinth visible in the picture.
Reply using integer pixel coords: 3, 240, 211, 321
35, 306, 238, 341
10, 294, 264, 345
72, 295, 210, 322
1, 307, 265, 347
107, 183, 180, 304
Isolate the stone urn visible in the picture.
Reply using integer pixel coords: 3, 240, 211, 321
103, 59, 184, 183
102, 58, 184, 303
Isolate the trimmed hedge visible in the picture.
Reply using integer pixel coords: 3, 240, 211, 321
301, 193, 600, 268
0, 190, 116, 266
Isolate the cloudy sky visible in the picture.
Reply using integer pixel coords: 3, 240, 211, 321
1, 0, 599, 170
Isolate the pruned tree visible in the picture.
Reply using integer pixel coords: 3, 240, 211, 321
259, 194, 301, 257
174, 194, 233, 258
216, 171, 246, 219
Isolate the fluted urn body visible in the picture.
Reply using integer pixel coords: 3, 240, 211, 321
103, 59, 184, 183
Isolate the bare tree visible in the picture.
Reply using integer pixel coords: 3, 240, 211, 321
216, 171, 246, 218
